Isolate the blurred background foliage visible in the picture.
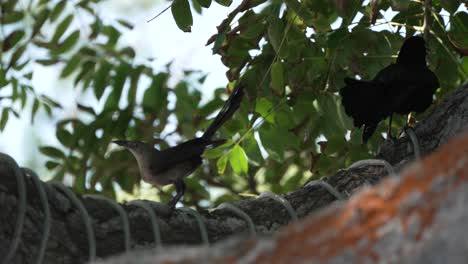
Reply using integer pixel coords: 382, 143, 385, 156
0, 0, 466, 208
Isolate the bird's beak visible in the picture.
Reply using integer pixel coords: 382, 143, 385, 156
113, 140, 129, 147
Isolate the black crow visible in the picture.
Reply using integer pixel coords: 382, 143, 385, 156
339, 36, 439, 143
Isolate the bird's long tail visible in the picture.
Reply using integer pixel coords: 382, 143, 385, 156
339, 78, 389, 142
202, 85, 244, 139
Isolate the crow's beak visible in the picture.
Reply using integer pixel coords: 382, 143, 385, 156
113, 140, 129, 147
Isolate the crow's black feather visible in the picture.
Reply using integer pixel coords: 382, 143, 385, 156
339, 36, 439, 143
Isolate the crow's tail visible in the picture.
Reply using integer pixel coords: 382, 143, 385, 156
202, 85, 244, 139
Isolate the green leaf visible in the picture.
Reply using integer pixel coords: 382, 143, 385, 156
171, 0, 193, 32
441, 0, 460, 13
45, 161, 60, 170
74, 60, 94, 86
327, 27, 348, 49
8, 45, 27, 70
239, 11, 265, 39
243, 133, 263, 165
282, 0, 314, 26
115, 170, 135, 193
52, 14, 73, 43
335, 95, 352, 130
19, 90, 27, 109
192, 0, 202, 14
38, 0, 50, 6
120, 47, 135, 58
103, 25, 121, 46
142, 73, 168, 112
31, 99, 40, 123
56, 128, 73, 147
185, 177, 210, 199
203, 140, 234, 159
117, 19, 134, 29
196, 0, 212, 8
32, 8, 50, 37
3, 0, 18, 11
94, 61, 112, 99
43, 103, 52, 116
52, 30, 80, 55
449, 12, 468, 49
112, 108, 133, 136
215, 0, 232, 7
228, 145, 248, 174
391, 0, 409, 11
50, 0, 66, 22
127, 66, 143, 105
198, 96, 223, 116
14, 60, 29, 71
2, 30, 25, 52
204, 147, 225, 159
39, 146, 65, 158
0, 109, 9, 131
32, 40, 56, 49
258, 124, 287, 159
255, 97, 275, 123
104, 63, 130, 111
60, 55, 81, 78
267, 17, 284, 54
36, 59, 59, 65
271, 61, 284, 95
2, 11, 24, 24
0, 69, 7, 88
217, 155, 228, 174
212, 32, 226, 54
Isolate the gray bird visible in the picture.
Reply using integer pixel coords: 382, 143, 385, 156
113, 85, 244, 209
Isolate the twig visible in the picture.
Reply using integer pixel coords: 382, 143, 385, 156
147, 4, 172, 23
423, 0, 432, 39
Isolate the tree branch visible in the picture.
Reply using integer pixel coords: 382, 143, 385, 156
95, 130, 468, 264
423, 0, 432, 39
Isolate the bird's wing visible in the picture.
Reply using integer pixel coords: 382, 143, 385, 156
339, 76, 391, 128
373, 64, 439, 114
151, 138, 210, 173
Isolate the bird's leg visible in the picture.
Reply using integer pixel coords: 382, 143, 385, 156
398, 113, 412, 138
386, 114, 398, 144
167, 179, 186, 209
387, 114, 395, 141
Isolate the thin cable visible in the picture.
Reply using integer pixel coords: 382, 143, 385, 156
405, 127, 421, 160
305, 180, 345, 200
85, 195, 131, 252
50, 183, 96, 261
177, 207, 209, 245
259, 192, 297, 221
216, 203, 256, 236
348, 159, 395, 176
128, 200, 162, 248
1, 154, 26, 264
23, 168, 50, 264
